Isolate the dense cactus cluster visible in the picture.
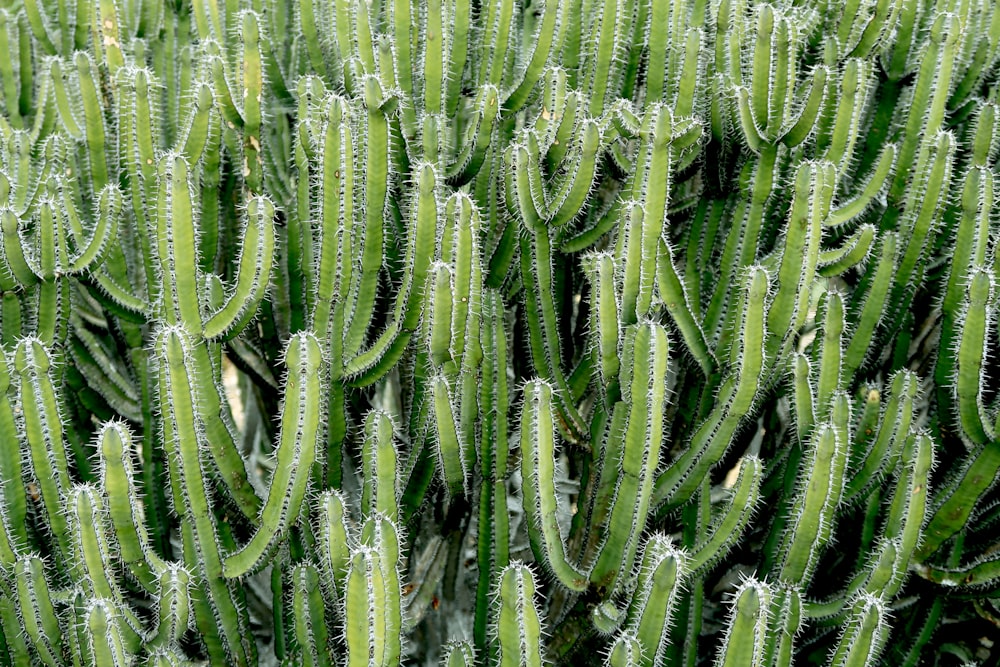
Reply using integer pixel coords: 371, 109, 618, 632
2, 0, 1000, 664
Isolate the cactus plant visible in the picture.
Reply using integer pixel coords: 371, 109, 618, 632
2, 0, 1000, 665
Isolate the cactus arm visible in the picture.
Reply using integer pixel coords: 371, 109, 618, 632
887, 14, 958, 209
735, 87, 765, 152
146, 565, 192, 650
519, 219, 587, 440
826, 145, 896, 228
780, 66, 827, 149
155, 155, 202, 330
224, 333, 321, 579
818, 224, 876, 277
954, 268, 994, 444
202, 196, 275, 340
69, 185, 120, 273
475, 290, 511, 652
176, 83, 214, 163
346, 163, 438, 385
345, 547, 389, 667
842, 233, 897, 377
344, 79, 390, 357
818, 59, 867, 168
48, 58, 84, 139
95, 0, 125, 78
653, 267, 769, 510
583, 0, 622, 118
936, 166, 992, 414
919, 435, 1000, 560
478, 0, 516, 90
16, 339, 74, 560
446, 85, 500, 187
0, 210, 38, 288
315, 491, 352, 602
766, 162, 824, 356
761, 586, 801, 667
0, 358, 26, 555
67, 485, 144, 650
97, 422, 167, 592
22, 0, 58, 55
431, 374, 468, 497
890, 131, 954, 318
75, 53, 110, 191
590, 324, 669, 591
688, 457, 762, 573
844, 371, 915, 503
879, 432, 932, 597
503, 0, 565, 114
815, 291, 845, 419
582, 252, 620, 399
624, 535, 686, 667
775, 423, 845, 585
361, 410, 400, 521
519, 380, 589, 591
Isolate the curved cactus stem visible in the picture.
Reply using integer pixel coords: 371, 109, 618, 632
953, 268, 994, 444
590, 323, 669, 592
224, 333, 321, 578
825, 144, 895, 228
503, 0, 566, 114
843, 232, 897, 378
446, 86, 500, 188
653, 266, 769, 511
202, 196, 275, 340
780, 66, 828, 148
97, 421, 168, 592
657, 240, 715, 376
0, 209, 38, 289
68, 185, 121, 273
347, 163, 438, 386
844, 370, 915, 504
774, 421, 846, 586
520, 380, 589, 591
624, 534, 686, 667
689, 457, 762, 574
818, 225, 876, 277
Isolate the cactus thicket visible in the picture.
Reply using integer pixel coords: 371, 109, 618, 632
1, 0, 1000, 664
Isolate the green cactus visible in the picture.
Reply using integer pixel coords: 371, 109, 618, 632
2, 0, 1000, 664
